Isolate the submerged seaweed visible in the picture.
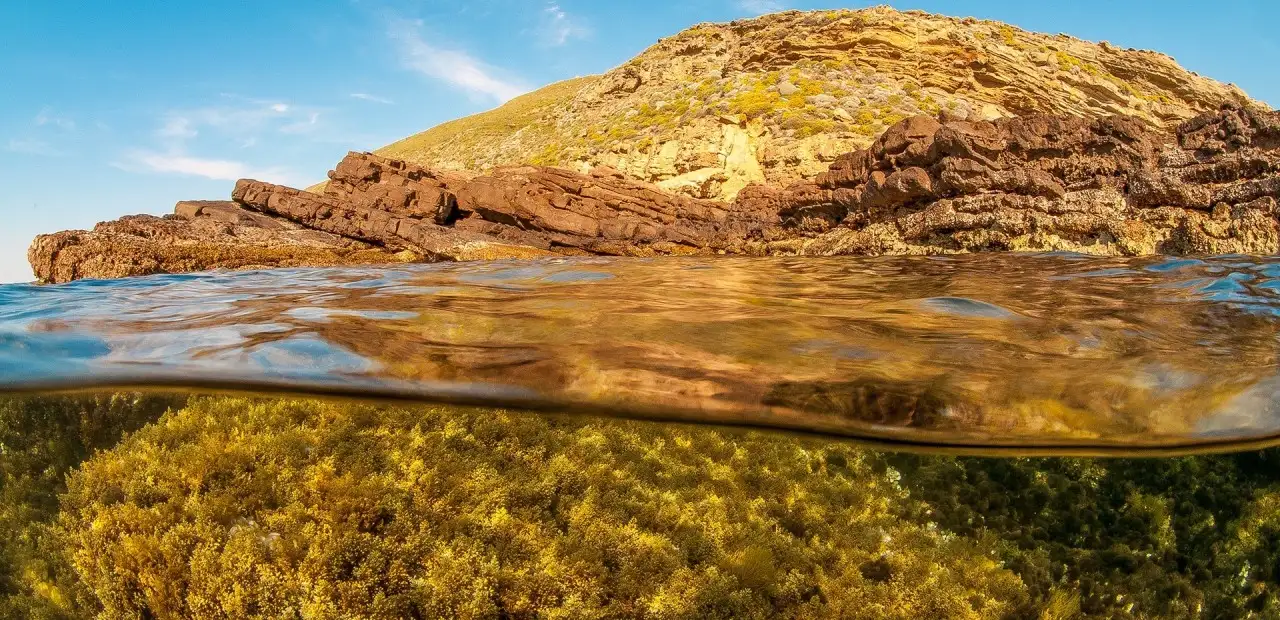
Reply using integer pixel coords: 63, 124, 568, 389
1, 393, 1279, 619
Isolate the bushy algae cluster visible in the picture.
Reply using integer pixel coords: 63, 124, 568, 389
2, 394, 1280, 618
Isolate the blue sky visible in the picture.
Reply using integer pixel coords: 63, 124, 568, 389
1, 0, 1276, 283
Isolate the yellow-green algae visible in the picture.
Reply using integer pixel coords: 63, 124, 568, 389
3, 394, 1280, 618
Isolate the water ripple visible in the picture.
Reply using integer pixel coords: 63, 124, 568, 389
3, 253, 1280, 454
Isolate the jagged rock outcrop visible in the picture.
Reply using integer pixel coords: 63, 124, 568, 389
378, 6, 1258, 201
237, 152, 775, 259
30, 153, 777, 282
27, 201, 415, 284
745, 104, 1280, 256
28, 105, 1280, 283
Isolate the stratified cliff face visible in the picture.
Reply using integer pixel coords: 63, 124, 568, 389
30, 105, 1280, 283
378, 6, 1257, 201
748, 104, 1280, 257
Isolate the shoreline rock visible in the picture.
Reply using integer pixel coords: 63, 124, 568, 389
28, 105, 1280, 283
753, 104, 1280, 256
26, 203, 418, 284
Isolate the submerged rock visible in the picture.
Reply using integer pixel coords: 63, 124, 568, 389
28, 105, 1280, 283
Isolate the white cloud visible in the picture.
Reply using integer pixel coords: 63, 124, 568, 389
131, 152, 251, 180
34, 106, 75, 131
117, 150, 298, 185
5, 138, 63, 157
389, 19, 528, 103
540, 3, 590, 47
279, 112, 321, 134
157, 116, 198, 140
116, 96, 338, 187
737, 0, 787, 15
350, 93, 394, 104
150, 99, 317, 150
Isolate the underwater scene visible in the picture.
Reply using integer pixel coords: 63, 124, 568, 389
4, 392, 1280, 619
3, 255, 1280, 618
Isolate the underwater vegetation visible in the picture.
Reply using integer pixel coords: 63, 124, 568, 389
1, 394, 1279, 619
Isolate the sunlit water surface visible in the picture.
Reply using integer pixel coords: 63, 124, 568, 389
3, 253, 1280, 455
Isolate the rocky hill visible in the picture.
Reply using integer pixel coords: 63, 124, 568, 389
31, 103, 1280, 282
377, 6, 1255, 201
28, 7, 1279, 283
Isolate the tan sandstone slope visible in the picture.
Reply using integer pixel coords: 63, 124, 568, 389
374, 6, 1256, 201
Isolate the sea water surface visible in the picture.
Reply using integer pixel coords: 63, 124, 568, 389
3, 252, 1280, 455
8, 253, 1280, 618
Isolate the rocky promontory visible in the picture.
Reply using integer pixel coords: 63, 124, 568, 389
378, 6, 1256, 201
30, 104, 1280, 283
24, 9, 1280, 283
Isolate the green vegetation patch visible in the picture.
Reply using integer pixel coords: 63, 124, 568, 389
377, 76, 598, 169
882, 452, 1280, 618
727, 81, 786, 120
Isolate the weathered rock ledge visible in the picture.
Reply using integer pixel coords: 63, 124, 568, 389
753, 103, 1280, 256
29, 104, 1280, 283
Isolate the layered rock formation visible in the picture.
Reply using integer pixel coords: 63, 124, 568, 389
26, 201, 415, 284
31, 104, 1280, 283
30, 153, 776, 282
378, 6, 1258, 201
237, 152, 774, 258
754, 104, 1280, 256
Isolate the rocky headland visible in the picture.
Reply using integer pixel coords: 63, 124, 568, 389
28, 7, 1278, 283
377, 6, 1253, 200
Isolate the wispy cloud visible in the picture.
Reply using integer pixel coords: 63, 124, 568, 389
280, 112, 321, 134
539, 3, 590, 47
117, 97, 322, 185
737, 0, 787, 15
157, 116, 197, 140
6, 138, 63, 157
10, 107, 78, 157
350, 93, 394, 104
389, 19, 528, 103
128, 152, 253, 180
151, 98, 316, 149
116, 150, 299, 185
34, 106, 76, 131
